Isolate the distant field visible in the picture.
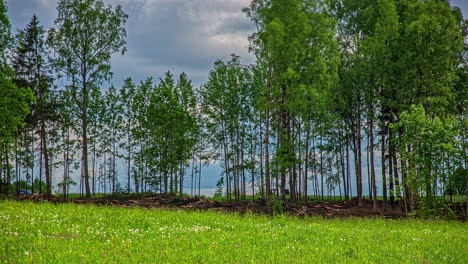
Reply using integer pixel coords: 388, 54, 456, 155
0, 201, 466, 264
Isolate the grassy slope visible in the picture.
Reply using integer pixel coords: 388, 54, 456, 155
0, 201, 466, 264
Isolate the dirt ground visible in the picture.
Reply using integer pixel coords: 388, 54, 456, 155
9, 193, 466, 219
9, 193, 406, 217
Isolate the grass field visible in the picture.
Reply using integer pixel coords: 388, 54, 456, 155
0, 201, 466, 263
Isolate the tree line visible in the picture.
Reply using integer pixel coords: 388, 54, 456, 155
0, 0, 466, 212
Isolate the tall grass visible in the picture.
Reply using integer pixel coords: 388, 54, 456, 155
0, 201, 466, 263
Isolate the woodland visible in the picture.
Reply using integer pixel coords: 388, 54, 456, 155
0, 0, 467, 218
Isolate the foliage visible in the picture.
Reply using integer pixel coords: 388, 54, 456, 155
201, 55, 257, 200
0, 0, 12, 66
0, 71, 32, 141
245, 0, 339, 200
392, 104, 462, 209
12, 14, 56, 197
145, 71, 199, 193
47, 0, 127, 197
446, 167, 467, 196
415, 198, 456, 219
269, 198, 283, 216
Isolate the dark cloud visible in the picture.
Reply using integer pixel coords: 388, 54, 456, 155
115, 0, 255, 86
6, 0, 255, 87
7, 0, 467, 87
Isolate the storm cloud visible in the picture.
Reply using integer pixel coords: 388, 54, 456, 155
7, 0, 255, 87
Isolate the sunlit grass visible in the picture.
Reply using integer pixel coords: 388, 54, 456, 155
0, 200, 466, 263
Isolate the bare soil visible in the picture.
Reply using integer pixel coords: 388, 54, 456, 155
9, 193, 411, 218
8, 193, 466, 219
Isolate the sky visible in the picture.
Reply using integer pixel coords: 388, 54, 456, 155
5, 0, 468, 195
6, 0, 256, 87
6, 0, 467, 88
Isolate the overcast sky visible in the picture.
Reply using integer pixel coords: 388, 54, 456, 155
6, 0, 255, 88
6, 0, 468, 88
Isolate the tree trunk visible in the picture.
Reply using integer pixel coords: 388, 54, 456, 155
82, 84, 91, 197
393, 150, 401, 200
39, 136, 43, 195
340, 133, 348, 200
41, 119, 51, 197
127, 127, 131, 193
304, 122, 310, 201
356, 112, 363, 207
30, 129, 35, 195
320, 127, 324, 200
381, 127, 387, 207
250, 133, 255, 199
198, 157, 202, 197
389, 135, 395, 207
265, 113, 271, 198
259, 122, 264, 197
179, 164, 184, 196
6, 148, 11, 195
369, 116, 377, 209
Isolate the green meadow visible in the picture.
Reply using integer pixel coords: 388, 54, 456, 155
0, 201, 466, 264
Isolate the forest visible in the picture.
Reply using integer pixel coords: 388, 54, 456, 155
0, 0, 467, 217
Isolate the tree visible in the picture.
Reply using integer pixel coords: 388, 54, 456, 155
0, 0, 11, 67
0, 0, 33, 194
385, 0, 463, 209
120, 78, 137, 193
12, 15, 54, 197
48, 0, 127, 197
174, 73, 199, 195
392, 104, 461, 211
245, 0, 339, 200
144, 72, 199, 194
0, 71, 33, 194
201, 56, 256, 200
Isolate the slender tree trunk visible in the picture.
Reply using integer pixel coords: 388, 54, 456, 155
367, 140, 371, 199
127, 127, 131, 193
82, 85, 91, 197
222, 123, 231, 199
92, 145, 96, 196
250, 134, 255, 199
179, 163, 184, 196
304, 122, 310, 201
369, 116, 377, 209
265, 113, 271, 198
320, 129, 324, 200
40, 119, 51, 197
240, 135, 246, 199
112, 136, 116, 194
198, 157, 201, 197
340, 134, 348, 200
346, 144, 352, 198
389, 134, 395, 207
393, 150, 401, 200
31, 129, 35, 194
103, 154, 107, 195
381, 128, 387, 207
63, 133, 68, 197
191, 160, 194, 196
6, 148, 11, 195
39, 136, 43, 194
15, 139, 20, 194
356, 110, 363, 206
259, 122, 264, 197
